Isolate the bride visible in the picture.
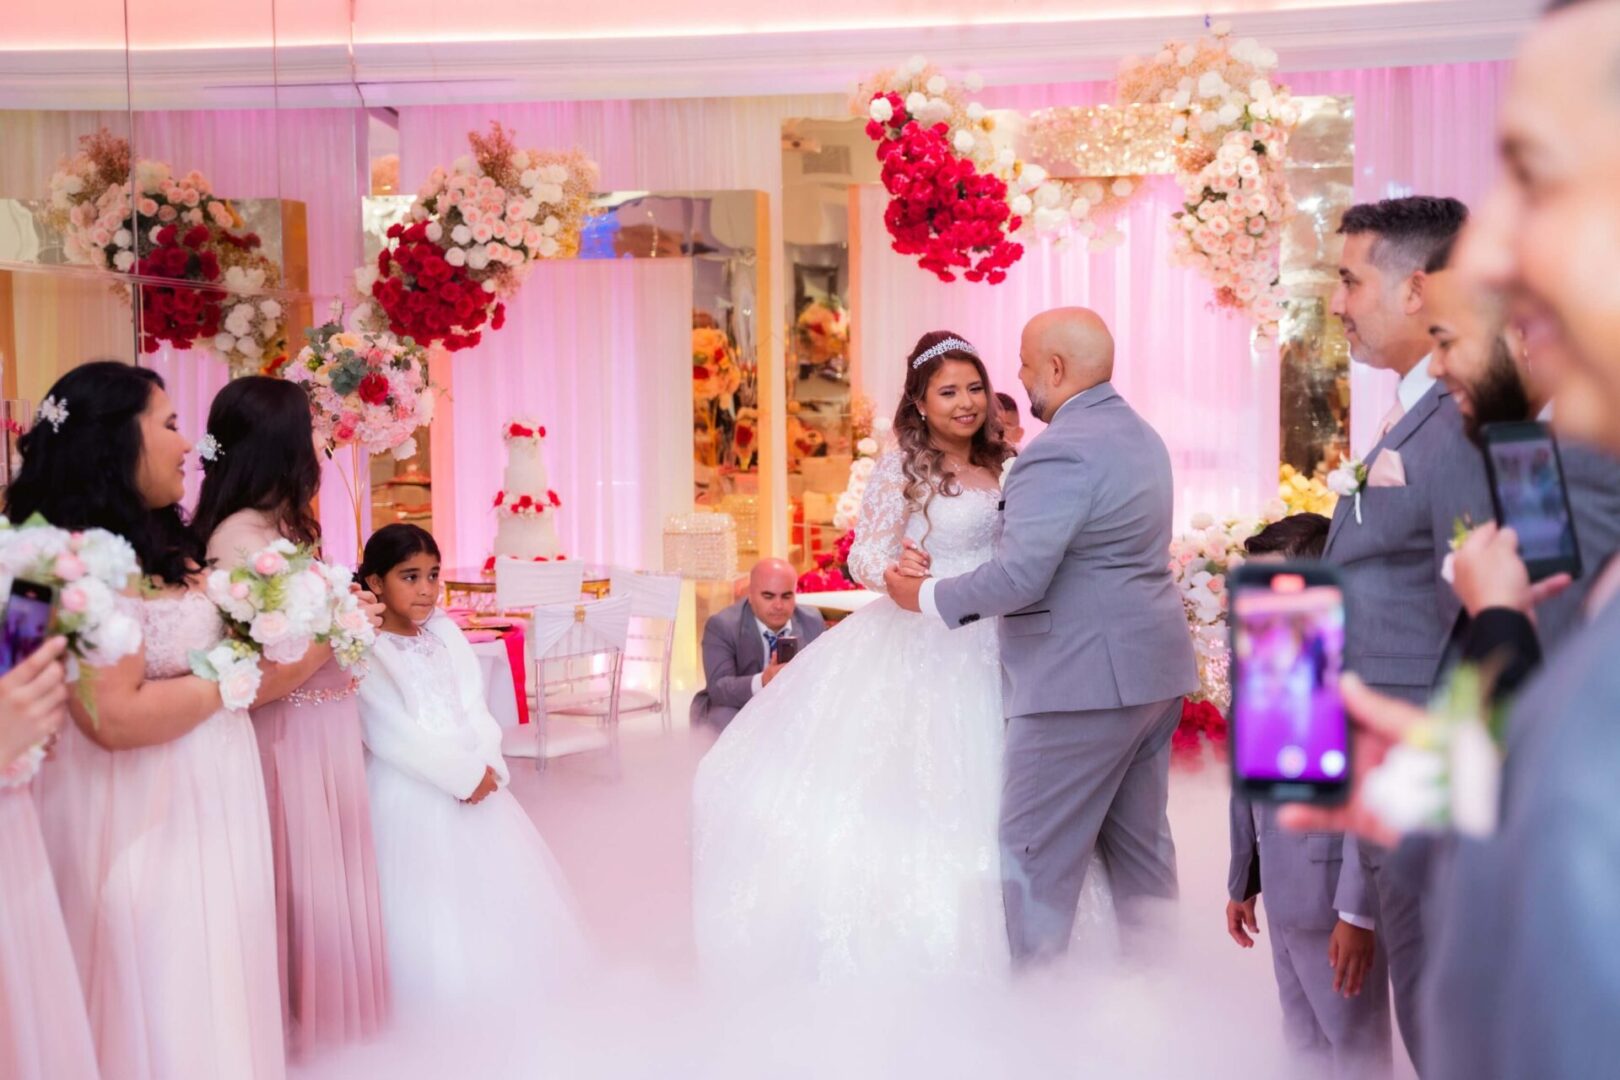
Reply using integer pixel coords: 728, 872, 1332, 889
692, 330, 1111, 983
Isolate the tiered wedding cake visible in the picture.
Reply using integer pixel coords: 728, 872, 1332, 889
490, 418, 564, 566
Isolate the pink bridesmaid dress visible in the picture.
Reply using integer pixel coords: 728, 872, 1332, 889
209, 511, 390, 1058
34, 592, 284, 1080
0, 785, 98, 1080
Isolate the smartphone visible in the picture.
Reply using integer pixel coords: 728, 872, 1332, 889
1229, 562, 1350, 805
1480, 421, 1582, 582
771, 636, 800, 663
0, 579, 55, 676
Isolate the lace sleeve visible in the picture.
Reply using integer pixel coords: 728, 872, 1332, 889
846, 451, 910, 593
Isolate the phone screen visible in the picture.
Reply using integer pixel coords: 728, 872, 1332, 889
1231, 569, 1348, 798
772, 636, 799, 663
0, 580, 55, 676
1485, 428, 1580, 576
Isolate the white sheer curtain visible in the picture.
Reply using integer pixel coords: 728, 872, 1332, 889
434, 258, 694, 572
857, 177, 1272, 524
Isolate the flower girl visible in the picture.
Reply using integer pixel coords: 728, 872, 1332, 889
356, 524, 588, 1018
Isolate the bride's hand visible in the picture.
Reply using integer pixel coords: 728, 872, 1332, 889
897, 539, 931, 578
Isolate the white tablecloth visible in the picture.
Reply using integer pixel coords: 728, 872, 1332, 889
469, 637, 523, 729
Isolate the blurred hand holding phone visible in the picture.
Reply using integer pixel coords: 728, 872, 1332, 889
0, 579, 56, 676
1229, 562, 1351, 805
1481, 421, 1582, 583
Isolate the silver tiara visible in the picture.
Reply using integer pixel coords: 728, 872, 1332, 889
913, 337, 978, 369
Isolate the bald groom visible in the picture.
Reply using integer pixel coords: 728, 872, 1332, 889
888, 307, 1198, 962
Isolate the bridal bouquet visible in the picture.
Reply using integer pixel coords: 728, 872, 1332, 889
0, 515, 145, 785
284, 319, 437, 460
202, 540, 377, 706
358, 122, 596, 351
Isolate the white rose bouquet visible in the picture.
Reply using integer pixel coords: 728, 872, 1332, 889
0, 515, 145, 784
201, 541, 377, 709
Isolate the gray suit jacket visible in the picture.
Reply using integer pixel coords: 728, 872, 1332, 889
689, 598, 826, 729
1535, 439, 1620, 649
1323, 381, 1493, 703
1420, 595, 1620, 1079
1229, 796, 1358, 932
933, 382, 1199, 717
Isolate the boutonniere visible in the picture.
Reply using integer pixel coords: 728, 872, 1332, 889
1326, 458, 1369, 524
1441, 515, 1478, 585
1363, 664, 1503, 840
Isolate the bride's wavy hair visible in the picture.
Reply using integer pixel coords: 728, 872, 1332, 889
892, 330, 1012, 534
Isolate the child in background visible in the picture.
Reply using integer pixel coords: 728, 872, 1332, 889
1225, 513, 1393, 1079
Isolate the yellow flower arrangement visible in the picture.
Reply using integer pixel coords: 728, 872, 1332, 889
1279, 463, 1339, 516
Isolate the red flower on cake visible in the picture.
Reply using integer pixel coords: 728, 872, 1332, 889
508, 422, 535, 438
492, 490, 505, 507
357, 373, 390, 406
547, 490, 561, 507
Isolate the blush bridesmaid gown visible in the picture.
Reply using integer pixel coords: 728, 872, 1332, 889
0, 784, 98, 1080
209, 511, 390, 1058
34, 591, 285, 1080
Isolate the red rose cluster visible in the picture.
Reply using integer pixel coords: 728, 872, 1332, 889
507, 422, 546, 439
1171, 698, 1229, 768
372, 221, 505, 352
134, 224, 223, 353
865, 92, 1024, 284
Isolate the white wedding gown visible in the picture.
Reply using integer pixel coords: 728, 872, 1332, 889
692, 452, 1113, 983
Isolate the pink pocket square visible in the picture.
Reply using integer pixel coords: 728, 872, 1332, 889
1367, 450, 1406, 488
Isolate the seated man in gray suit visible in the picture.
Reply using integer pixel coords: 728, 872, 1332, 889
1425, 234, 1620, 658
1228, 513, 1393, 1080
1324, 195, 1492, 1068
690, 557, 826, 732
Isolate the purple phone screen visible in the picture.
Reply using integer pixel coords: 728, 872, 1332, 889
0, 590, 53, 675
1233, 582, 1348, 784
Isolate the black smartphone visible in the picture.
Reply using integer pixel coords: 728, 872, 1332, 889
1229, 562, 1350, 805
771, 636, 800, 663
1480, 421, 1582, 582
0, 579, 55, 676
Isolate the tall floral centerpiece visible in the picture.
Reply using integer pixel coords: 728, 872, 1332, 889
359, 123, 596, 352
1118, 25, 1300, 337
798, 411, 890, 593
47, 129, 288, 375
283, 318, 438, 557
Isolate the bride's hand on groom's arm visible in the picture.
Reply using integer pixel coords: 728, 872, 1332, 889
897, 538, 931, 578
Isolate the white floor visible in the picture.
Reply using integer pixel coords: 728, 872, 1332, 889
301, 696, 1418, 1079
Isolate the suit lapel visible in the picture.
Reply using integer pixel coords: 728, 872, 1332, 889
1326, 382, 1447, 555
738, 603, 764, 674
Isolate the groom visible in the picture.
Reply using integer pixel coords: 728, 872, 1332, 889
887, 307, 1198, 963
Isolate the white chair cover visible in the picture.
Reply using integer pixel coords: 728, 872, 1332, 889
528, 594, 632, 662
609, 568, 683, 620
494, 559, 586, 611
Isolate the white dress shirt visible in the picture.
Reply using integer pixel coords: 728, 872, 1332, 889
1397, 358, 1437, 415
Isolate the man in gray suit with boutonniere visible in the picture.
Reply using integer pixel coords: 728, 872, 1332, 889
886, 307, 1198, 964
1323, 196, 1493, 1070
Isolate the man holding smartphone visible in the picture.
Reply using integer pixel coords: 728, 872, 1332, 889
1324, 196, 1494, 1070
690, 558, 826, 733
1425, 236, 1620, 657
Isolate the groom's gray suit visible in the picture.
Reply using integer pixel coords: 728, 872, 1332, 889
927, 381, 1199, 961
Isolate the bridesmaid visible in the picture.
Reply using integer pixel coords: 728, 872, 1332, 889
0, 636, 98, 1080
6, 362, 322, 1080
191, 376, 390, 1058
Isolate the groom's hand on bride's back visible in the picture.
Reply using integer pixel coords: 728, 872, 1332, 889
884, 566, 924, 611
